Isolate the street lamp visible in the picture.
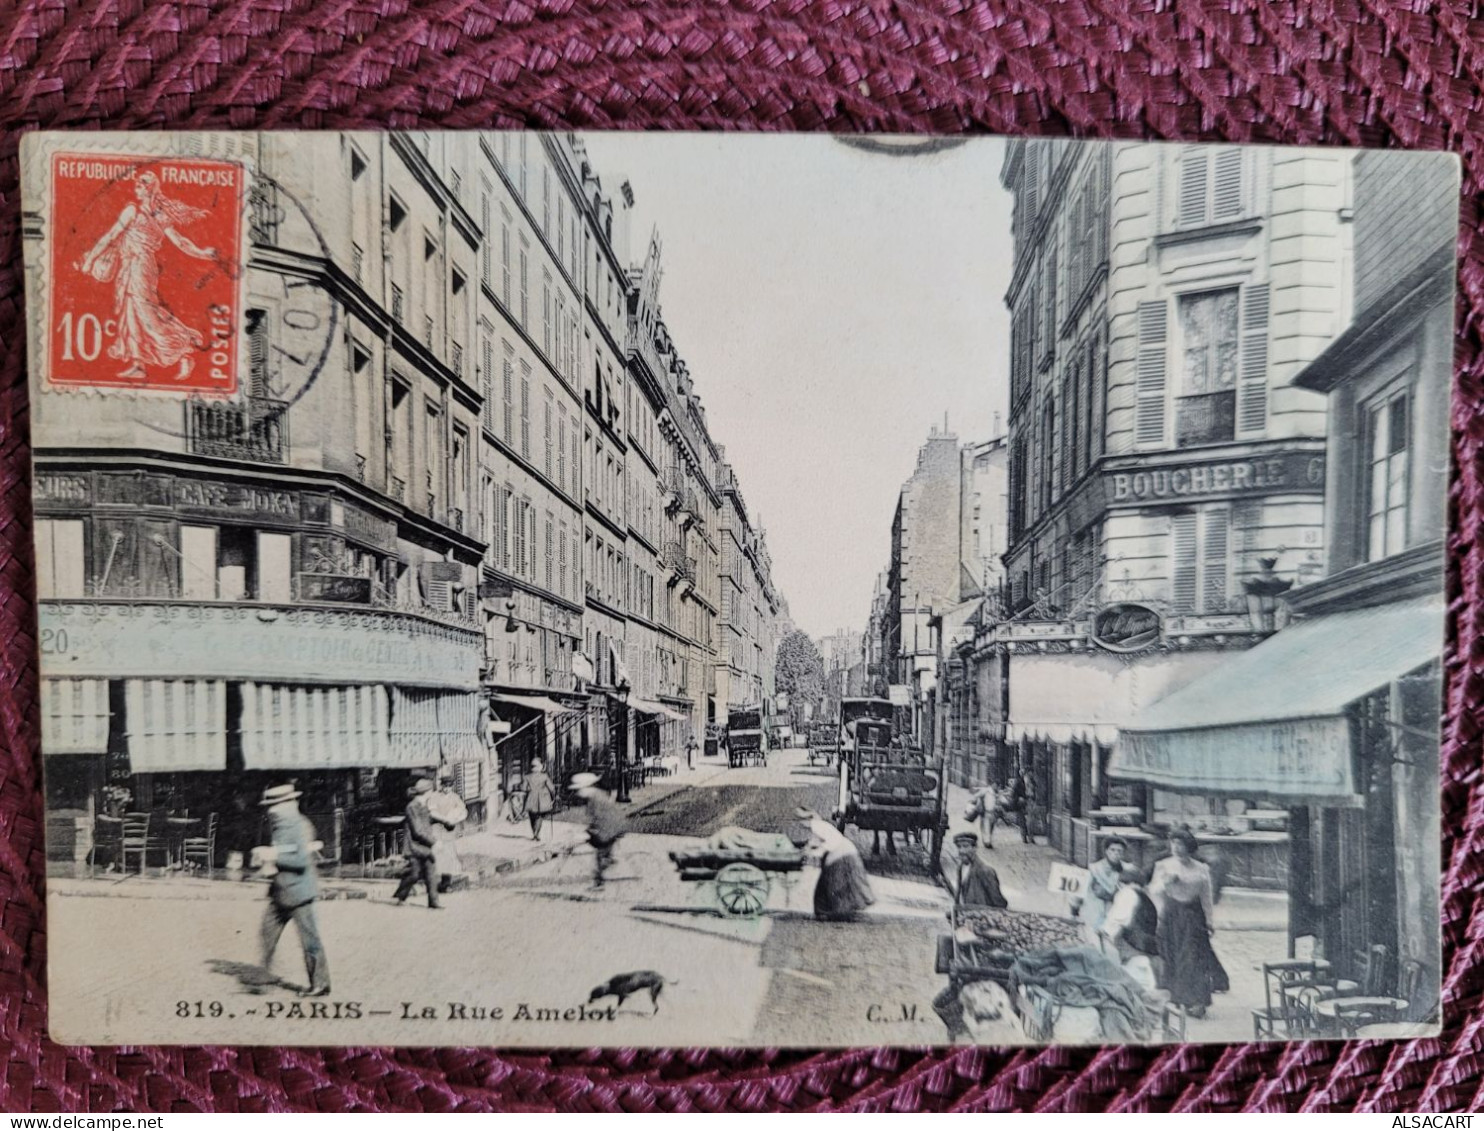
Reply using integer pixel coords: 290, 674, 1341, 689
613, 677, 633, 803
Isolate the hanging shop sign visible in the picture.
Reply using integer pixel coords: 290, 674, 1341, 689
1091, 603, 1162, 653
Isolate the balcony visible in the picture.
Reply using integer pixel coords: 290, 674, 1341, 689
187, 396, 287, 463
664, 541, 695, 588
1175, 391, 1236, 449
663, 464, 686, 512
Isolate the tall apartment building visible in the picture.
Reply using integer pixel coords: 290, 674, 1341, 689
991, 138, 1353, 862
33, 131, 488, 866
885, 426, 969, 741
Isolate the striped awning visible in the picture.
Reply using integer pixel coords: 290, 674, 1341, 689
390, 687, 444, 768
241, 683, 391, 771
437, 691, 487, 763
125, 679, 227, 773
41, 678, 110, 755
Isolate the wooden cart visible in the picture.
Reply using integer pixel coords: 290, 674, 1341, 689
668, 847, 805, 918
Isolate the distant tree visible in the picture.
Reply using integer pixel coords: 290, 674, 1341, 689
775, 631, 826, 726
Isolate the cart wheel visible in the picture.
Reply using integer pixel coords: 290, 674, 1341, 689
715, 862, 770, 917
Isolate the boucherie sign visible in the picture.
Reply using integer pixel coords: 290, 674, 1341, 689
1105, 450, 1325, 507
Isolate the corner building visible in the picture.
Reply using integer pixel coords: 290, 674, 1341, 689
992, 139, 1353, 869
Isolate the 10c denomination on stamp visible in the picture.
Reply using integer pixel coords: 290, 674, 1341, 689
47, 153, 245, 396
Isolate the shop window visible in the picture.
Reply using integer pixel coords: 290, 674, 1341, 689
179, 525, 218, 601
35, 518, 85, 598
257, 532, 293, 603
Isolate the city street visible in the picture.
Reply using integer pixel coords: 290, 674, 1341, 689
49, 745, 1286, 1047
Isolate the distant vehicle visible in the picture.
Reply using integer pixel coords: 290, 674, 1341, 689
808, 721, 840, 766
704, 723, 723, 759
835, 703, 946, 866
726, 706, 768, 768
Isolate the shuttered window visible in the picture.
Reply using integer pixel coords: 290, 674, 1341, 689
1023, 145, 1040, 224
1178, 147, 1244, 227
1135, 301, 1168, 446
520, 367, 531, 458
545, 512, 554, 592
479, 186, 492, 285
1170, 507, 1231, 614
502, 349, 514, 445
1238, 283, 1271, 435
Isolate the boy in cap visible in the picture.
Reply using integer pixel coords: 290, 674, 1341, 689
258, 783, 331, 997
571, 772, 626, 888
393, 777, 443, 909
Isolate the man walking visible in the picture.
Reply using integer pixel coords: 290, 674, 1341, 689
571, 772, 626, 888
393, 778, 442, 909
258, 783, 331, 997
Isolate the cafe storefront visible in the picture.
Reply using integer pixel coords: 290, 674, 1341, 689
1111, 599, 1443, 989
40, 594, 486, 876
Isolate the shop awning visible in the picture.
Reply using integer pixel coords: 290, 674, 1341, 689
41, 678, 109, 755
1110, 599, 1443, 800
631, 697, 687, 722
437, 691, 486, 763
493, 692, 577, 715
125, 679, 227, 773
241, 683, 391, 770
1005, 650, 1226, 746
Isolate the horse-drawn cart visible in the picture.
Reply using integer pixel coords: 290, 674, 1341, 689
808, 721, 839, 767
836, 718, 947, 861
726, 706, 769, 768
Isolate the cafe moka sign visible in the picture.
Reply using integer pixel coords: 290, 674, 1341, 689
1105, 450, 1325, 508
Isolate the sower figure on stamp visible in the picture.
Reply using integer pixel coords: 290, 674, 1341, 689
393, 778, 443, 909
257, 783, 331, 997
77, 171, 218, 381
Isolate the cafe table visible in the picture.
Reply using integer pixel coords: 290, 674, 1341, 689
164, 816, 201, 869
1313, 996, 1410, 1035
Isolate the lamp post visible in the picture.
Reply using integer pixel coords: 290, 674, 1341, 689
614, 677, 633, 803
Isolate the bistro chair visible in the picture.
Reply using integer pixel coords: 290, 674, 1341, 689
1252, 962, 1325, 1040
89, 814, 125, 875
121, 813, 168, 873
1396, 958, 1432, 1024
180, 813, 218, 872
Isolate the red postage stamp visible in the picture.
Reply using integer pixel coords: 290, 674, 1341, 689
47, 153, 245, 396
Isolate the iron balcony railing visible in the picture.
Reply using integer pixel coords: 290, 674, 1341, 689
187, 397, 287, 463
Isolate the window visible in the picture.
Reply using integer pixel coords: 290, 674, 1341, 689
501, 346, 514, 445
542, 167, 551, 234
1039, 400, 1056, 512
1366, 390, 1410, 561
498, 486, 513, 570
1170, 507, 1230, 614
519, 237, 529, 328
520, 366, 531, 458
500, 207, 512, 306
544, 391, 554, 480
514, 499, 528, 577
557, 197, 565, 263
35, 518, 85, 598
545, 512, 554, 591
1177, 147, 1244, 227
479, 182, 492, 286
559, 523, 569, 598
480, 334, 494, 433
1175, 288, 1239, 447
543, 273, 552, 355
558, 405, 568, 495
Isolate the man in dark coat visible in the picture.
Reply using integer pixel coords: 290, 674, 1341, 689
259, 783, 331, 997
571, 772, 626, 888
393, 777, 442, 909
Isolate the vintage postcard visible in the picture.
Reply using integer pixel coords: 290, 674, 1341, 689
21, 130, 1456, 1047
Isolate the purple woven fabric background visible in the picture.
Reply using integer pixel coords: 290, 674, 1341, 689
0, 0, 1481, 1113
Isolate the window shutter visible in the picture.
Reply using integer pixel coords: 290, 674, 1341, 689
249, 316, 269, 397
1024, 146, 1040, 222
1171, 513, 1198, 612
1179, 148, 1209, 226
1201, 508, 1229, 613
1238, 283, 1270, 435
1213, 149, 1243, 220
1135, 301, 1168, 446
502, 357, 514, 444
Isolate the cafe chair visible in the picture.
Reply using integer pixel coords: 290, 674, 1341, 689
121, 813, 169, 873
180, 813, 218, 872
1252, 962, 1325, 1039
89, 814, 125, 875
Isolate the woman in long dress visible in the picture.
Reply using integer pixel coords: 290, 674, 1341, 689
1150, 829, 1230, 1017
78, 171, 218, 380
797, 807, 875, 921
522, 757, 558, 841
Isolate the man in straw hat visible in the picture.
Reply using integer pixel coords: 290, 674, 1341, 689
393, 777, 443, 909
571, 772, 626, 889
258, 783, 331, 997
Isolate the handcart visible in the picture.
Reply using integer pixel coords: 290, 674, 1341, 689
668, 844, 805, 918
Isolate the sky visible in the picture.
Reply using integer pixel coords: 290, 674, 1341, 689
581, 133, 1013, 641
